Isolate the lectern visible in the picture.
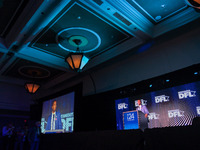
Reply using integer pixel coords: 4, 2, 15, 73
123, 110, 148, 130
44, 129, 64, 134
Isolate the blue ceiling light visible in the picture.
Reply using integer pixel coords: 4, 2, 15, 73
166, 79, 170, 82
161, 4, 166, 8
155, 15, 162, 20
149, 84, 152, 88
194, 72, 198, 75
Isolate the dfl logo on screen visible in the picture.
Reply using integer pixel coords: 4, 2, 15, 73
196, 106, 200, 115
168, 109, 184, 118
178, 90, 196, 99
148, 112, 160, 120
127, 113, 134, 121
40, 112, 74, 133
135, 99, 147, 107
155, 95, 170, 103
118, 103, 128, 110
61, 112, 74, 132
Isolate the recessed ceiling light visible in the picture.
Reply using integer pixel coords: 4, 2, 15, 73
77, 16, 81, 19
155, 16, 162, 20
161, 4, 165, 8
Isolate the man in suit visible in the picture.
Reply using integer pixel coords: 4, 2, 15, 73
46, 100, 63, 130
136, 99, 149, 118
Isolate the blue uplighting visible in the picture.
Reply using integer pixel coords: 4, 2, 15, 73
137, 41, 155, 53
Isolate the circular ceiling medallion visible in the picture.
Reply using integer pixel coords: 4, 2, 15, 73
18, 66, 51, 79
56, 27, 101, 53
68, 35, 88, 47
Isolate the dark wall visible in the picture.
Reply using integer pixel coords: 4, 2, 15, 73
0, 82, 32, 111
144, 126, 200, 150
76, 92, 116, 131
0, 109, 30, 130
30, 104, 43, 121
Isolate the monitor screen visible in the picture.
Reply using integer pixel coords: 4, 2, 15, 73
115, 81, 200, 130
41, 92, 74, 134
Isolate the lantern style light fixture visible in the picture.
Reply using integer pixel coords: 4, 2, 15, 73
65, 39, 89, 72
185, 0, 200, 9
24, 71, 40, 94
25, 83, 40, 94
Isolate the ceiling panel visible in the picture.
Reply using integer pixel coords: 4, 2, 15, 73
2, 58, 66, 83
29, 1, 132, 59
127, 0, 187, 23
0, 52, 4, 59
0, 0, 28, 37
0, 0, 199, 88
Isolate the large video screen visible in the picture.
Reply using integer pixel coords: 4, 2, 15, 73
41, 92, 74, 134
115, 81, 200, 130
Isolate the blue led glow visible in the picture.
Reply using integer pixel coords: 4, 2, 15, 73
166, 79, 170, 82
80, 56, 89, 69
137, 41, 154, 53
194, 72, 198, 75
149, 84, 152, 87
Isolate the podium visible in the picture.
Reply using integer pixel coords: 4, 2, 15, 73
44, 129, 65, 134
123, 110, 148, 130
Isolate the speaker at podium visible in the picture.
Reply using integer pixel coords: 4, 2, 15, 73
123, 110, 148, 131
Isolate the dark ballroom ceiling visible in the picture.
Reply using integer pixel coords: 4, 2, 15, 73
0, 0, 199, 91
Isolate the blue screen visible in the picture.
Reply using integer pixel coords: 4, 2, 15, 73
115, 81, 200, 130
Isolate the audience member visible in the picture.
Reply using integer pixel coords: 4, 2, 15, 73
14, 125, 29, 150
2, 122, 15, 150
28, 121, 41, 150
